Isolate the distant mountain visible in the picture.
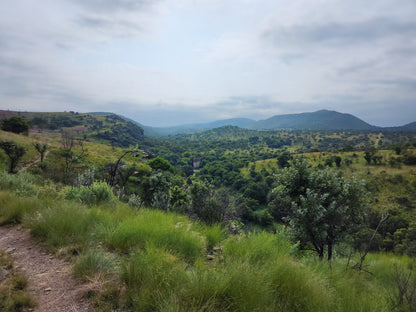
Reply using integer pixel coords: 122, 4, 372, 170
247, 110, 375, 130
92, 110, 415, 135
401, 122, 416, 131
382, 121, 416, 132
136, 118, 255, 137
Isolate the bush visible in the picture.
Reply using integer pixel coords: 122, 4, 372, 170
64, 181, 116, 206
0, 172, 38, 197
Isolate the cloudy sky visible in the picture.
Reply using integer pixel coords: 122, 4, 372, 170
0, 0, 415, 126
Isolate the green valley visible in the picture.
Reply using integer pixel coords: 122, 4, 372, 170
1, 110, 416, 311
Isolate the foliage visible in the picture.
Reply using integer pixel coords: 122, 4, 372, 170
269, 158, 367, 260
0, 172, 38, 197
148, 156, 174, 173
64, 181, 116, 206
33, 143, 47, 162
1, 116, 29, 135
0, 141, 26, 173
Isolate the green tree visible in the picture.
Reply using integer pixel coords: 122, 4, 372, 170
268, 158, 367, 260
34, 143, 48, 162
148, 157, 174, 173
334, 156, 342, 167
1, 116, 29, 135
277, 152, 291, 168
0, 140, 26, 173
364, 146, 377, 165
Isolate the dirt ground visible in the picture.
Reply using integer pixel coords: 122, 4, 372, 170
0, 225, 90, 312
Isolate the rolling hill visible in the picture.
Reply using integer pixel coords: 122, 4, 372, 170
247, 110, 375, 130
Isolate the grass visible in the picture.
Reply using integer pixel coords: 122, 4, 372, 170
1, 173, 416, 311
0, 191, 43, 225
0, 251, 35, 312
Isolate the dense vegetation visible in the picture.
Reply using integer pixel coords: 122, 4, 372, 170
1, 111, 416, 311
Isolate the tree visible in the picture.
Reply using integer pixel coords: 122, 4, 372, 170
34, 143, 48, 163
364, 146, 377, 165
277, 152, 291, 168
148, 157, 174, 173
268, 158, 367, 260
0, 140, 26, 173
1, 116, 29, 135
106, 148, 141, 186
334, 156, 342, 167
60, 131, 87, 183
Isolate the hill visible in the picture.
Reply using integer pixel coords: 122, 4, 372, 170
383, 121, 416, 132
247, 109, 375, 130
141, 118, 256, 137
0, 110, 144, 148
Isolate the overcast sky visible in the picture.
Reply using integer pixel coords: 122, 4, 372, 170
0, 0, 415, 127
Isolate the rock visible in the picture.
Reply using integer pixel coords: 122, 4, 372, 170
6, 247, 16, 253
0, 268, 9, 281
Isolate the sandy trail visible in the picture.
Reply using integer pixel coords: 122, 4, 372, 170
0, 225, 90, 312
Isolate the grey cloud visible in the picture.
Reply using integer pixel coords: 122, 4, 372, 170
337, 59, 380, 76
76, 15, 143, 35
376, 78, 416, 91
279, 53, 305, 65
263, 17, 416, 47
69, 0, 155, 12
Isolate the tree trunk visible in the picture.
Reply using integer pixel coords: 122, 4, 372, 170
327, 242, 333, 261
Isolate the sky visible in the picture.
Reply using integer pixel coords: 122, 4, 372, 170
0, 0, 415, 127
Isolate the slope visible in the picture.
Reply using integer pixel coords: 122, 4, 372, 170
247, 109, 375, 130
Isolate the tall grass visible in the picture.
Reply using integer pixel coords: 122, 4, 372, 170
74, 248, 119, 281
64, 181, 116, 206
121, 245, 188, 311
24, 202, 98, 250
223, 230, 294, 265
0, 172, 38, 197
0, 191, 42, 225
99, 209, 205, 263
2, 179, 413, 312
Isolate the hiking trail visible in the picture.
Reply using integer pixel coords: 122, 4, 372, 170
0, 225, 90, 312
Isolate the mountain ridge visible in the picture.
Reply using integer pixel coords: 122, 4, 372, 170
125, 109, 414, 136
247, 109, 375, 131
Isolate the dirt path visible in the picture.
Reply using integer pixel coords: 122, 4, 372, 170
0, 225, 90, 312
18, 150, 50, 173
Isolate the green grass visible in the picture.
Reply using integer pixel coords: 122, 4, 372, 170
0, 251, 35, 312
2, 174, 416, 311
0, 191, 43, 225
74, 248, 119, 281
98, 209, 205, 263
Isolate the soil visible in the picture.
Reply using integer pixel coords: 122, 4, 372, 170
0, 225, 90, 312
18, 151, 50, 173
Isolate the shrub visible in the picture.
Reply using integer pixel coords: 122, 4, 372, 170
64, 181, 116, 206
0, 172, 38, 197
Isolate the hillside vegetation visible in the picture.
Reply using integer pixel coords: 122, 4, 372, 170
1, 111, 416, 311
